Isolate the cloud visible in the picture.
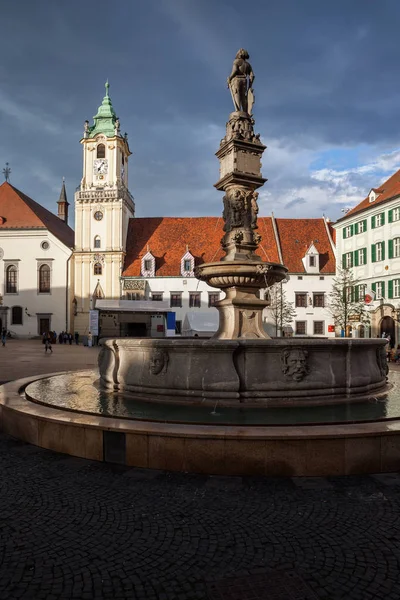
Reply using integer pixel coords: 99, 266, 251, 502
0, 90, 59, 135
284, 197, 306, 210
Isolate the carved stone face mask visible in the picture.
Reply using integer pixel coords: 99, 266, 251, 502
150, 351, 165, 375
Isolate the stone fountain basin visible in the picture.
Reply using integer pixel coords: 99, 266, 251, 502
194, 260, 288, 288
99, 338, 388, 407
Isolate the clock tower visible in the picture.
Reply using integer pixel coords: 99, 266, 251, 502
72, 81, 135, 334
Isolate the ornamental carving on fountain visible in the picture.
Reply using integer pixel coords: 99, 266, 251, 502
194, 49, 288, 339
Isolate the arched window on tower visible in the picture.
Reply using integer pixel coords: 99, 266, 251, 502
94, 235, 101, 249
97, 144, 105, 158
39, 264, 51, 293
94, 263, 102, 276
5, 265, 18, 294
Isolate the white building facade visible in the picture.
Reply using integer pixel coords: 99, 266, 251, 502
334, 170, 400, 343
0, 181, 74, 337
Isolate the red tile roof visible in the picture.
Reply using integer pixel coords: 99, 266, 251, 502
274, 218, 335, 273
337, 168, 400, 221
122, 216, 335, 276
0, 182, 74, 247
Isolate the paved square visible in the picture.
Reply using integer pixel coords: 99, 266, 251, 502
0, 344, 400, 599
207, 570, 319, 599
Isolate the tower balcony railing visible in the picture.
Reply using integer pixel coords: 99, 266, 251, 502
75, 183, 135, 204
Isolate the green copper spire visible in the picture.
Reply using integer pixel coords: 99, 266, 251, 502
86, 80, 118, 138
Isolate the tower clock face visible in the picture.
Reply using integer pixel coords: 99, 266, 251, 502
93, 159, 108, 175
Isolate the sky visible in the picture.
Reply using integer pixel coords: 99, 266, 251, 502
1, 0, 400, 227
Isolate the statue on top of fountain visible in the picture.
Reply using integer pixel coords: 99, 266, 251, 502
221, 49, 262, 146
227, 48, 255, 115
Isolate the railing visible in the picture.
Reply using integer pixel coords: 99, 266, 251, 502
75, 184, 135, 204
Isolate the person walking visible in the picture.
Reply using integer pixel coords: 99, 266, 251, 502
58, 331, 63, 345
45, 334, 53, 353
88, 331, 93, 348
74, 332, 79, 345
1, 328, 7, 347
68, 333, 73, 345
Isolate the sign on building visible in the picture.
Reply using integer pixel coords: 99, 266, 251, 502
89, 310, 99, 335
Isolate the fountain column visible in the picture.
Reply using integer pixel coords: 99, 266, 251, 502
195, 49, 287, 339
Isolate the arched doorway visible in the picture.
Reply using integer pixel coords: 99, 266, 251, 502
381, 316, 395, 347
345, 325, 352, 337
358, 324, 365, 338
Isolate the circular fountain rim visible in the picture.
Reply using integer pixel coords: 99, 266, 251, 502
0, 369, 395, 439
1, 370, 399, 476
23, 369, 394, 427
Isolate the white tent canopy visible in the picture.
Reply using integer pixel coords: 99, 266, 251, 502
182, 311, 219, 337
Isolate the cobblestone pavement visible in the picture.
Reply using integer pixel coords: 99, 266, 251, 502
0, 434, 400, 600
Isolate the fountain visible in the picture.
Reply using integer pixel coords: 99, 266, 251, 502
97, 49, 387, 407
0, 50, 395, 477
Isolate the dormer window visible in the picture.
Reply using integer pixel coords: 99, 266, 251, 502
181, 250, 194, 277
302, 243, 320, 273
369, 189, 380, 203
141, 251, 155, 277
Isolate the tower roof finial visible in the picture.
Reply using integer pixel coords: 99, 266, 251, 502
3, 162, 11, 183
105, 80, 109, 97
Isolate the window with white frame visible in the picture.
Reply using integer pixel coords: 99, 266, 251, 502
295, 321, 307, 335
208, 293, 220, 307
357, 284, 366, 301
170, 293, 182, 307
357, 221, 365, 233
94, 235, 101, 249
345, 252, 353, 268
313, 321, 324, 335
141, 251, 155, 277
345, 286, 353, 302
189, 292, 201, 308
394, 280, 400, 298
38, 264, 51, 294
393, 207, 400, 222
376, 242, 383, 261
358, 249, 365, 265
152, 293, 163, 301
375, 214, 382, 227
5, 264, 18, 294
394, 237, 400, 258
344, 226, 352, 238
181, 251, 194, 276
376, 281, 384, 299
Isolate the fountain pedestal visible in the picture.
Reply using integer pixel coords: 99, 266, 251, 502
195, 110, 287, 339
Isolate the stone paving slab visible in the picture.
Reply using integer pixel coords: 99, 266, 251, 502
0, 434, 399, 599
